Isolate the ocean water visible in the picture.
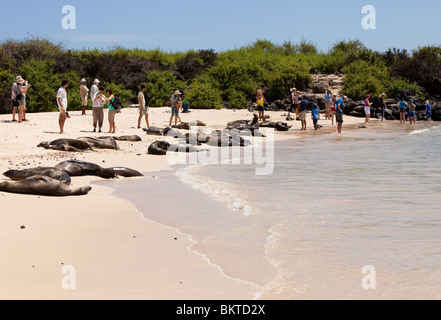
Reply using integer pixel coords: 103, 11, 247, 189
105, 121, 441, 300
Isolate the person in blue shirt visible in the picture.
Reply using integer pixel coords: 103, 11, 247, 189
299, 95, 308, 131
311, 103, 320, 130
324, 90, 332, 121
397, 99, 408, 125
335, 95, 347, 133
425, 100, 432, 122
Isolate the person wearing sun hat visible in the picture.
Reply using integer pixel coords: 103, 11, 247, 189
11, 76, 24, 122
17, 78, 31, 124
90, 78, 100, 102
169, 90, 183, 126
80, 78, 89, 115
364, 94, 373, 124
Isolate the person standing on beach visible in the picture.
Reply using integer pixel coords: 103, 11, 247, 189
170, 90, 183, 126
311, 103, 320, 130
256, 89, 266, 122
364, 94, 373, 124
288, 88, 298, 120
324, 89, 332, 121
57, 79, 69, 134
335, 95, 347, 134
105, 89, 116, 134
17, 79, 31, 124
380, 93, 387, 121
138, 85, 150, 129
90, 79, 100, 104
11, 76, 23, 122
398, 99, 408, 125
299, 95, 308, 131
80, 78, 89, 115
426, 100, 432, 122
92, 86, 106, 133
331, 94, 337, 125
408, 99, 416, 125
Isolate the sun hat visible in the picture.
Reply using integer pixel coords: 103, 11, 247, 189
174, 90, 182, 95
366, 94, 371, 98
80, 78, 86, 82
16, 76, 24, 82
291, 88, 297, 92
94, 79, 100, 83
426, 100, 430, 104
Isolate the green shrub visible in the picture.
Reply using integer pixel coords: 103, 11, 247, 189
186, 78, 223, 109
144, 70, 186, 107
387, 79, 424, 100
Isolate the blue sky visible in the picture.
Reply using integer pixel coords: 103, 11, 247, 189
1, 0, 440, 53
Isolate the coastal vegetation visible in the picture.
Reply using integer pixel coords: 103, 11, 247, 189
1, 37, 440, 114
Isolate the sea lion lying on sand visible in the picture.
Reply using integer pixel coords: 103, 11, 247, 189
3, 167, 72, 185
77, 137, 119, 150
275, 122, 292, 132
148, 141, 171, 155
163, 127, 185, 139
174, 121, 207, 130
0, 176, 91, 197
38, 139, 93, 152
101, 135, 142, 142
143, 127, 164, 136
55, 160, 143, 179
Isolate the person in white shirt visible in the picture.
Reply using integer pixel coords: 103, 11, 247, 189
90, 79, 100, 102
57, 79, 69, 134
92, 86, 106, 133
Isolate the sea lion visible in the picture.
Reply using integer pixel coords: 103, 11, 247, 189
275, 122, 292, 132
38, 139, 93, 152
148, 141, 171, 155
143, 127, 164, 136
0, 176, 91, 197
101, 135, 142, 142
109, 167, 144, 178
258, 122, 277, 128
77, 137, 119, 150
55, 160, 116, 179
168, 144, 207, 153
3, 167, 72, 185
163, 127, 185, 139
175, 121, 207, 130
226, 114, 259, 130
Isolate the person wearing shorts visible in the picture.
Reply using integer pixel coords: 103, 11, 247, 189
398, 99, 408, 125
299, 95, 308, 131
80, 78, 89, 115
335, 95, 347, 133
170, 90, 182, 126
105, 89, 117, 133
137, 85, 150, 129
408, 99, 416, 125
364, 94, 372, 124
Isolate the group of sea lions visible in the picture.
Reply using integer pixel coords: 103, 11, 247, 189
0, 160, 144, 197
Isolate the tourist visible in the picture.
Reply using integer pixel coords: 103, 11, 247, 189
324, 89, 332, 120
92, 86, 106, 133
138, 85, 150, 129
288, 88, 299, 120
256, 89, 266, 122
426, 100, 432, 122
57, 79, 69, 134
331, 94, 337, 125
17, 79, 31, 124
90, 79, 100, 104
11, 76, 23, 122
335, 95, 347, 134
105, 89, 116, 134
299, 95, 308, 131
169, 90, 183, 126
311, 103, 320, 130
380, 93, 387, 121
408, 99, 416, 125
294, 90, 301, 120
364, 94, 373, 124
80, 78, 89, 115
398, 99, 408, 125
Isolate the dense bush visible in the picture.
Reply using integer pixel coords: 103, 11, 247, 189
1, 38, 440, 114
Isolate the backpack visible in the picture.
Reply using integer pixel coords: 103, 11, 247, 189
112, 96, 122, 113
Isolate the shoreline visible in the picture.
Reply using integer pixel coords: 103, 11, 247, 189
0, 107, 435, 300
